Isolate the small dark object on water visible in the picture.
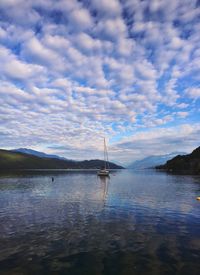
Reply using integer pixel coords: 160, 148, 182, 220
52, 177, 54, 182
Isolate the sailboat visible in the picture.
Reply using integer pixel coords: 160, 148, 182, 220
97, 138, 110, 176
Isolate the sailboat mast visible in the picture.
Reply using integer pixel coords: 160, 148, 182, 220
104, 137, 106, 169
103, 137, 109, 170
105, 139, 109, 170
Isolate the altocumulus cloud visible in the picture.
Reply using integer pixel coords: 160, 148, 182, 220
0, 0, 200, 164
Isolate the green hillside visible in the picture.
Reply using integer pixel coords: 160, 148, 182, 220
0, 149, 124, 170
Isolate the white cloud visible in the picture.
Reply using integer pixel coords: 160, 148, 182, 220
176, 111, 189, 118
177, 103, 189, 109
162, 78, 180, 106
0, 26, 6, 39
42, 34, 70, 52
22, 36, 66, 71
91, 0, 122, 17
69, 8, 93, 31
74, 32, 102, 54
0, 0, 40, 26
116, 38, 134, 56
96, 18, 127, 40
186, 87, 200, 99
135, 61, 157, 80
0, 45, 45, 80
0, 0, 24, 7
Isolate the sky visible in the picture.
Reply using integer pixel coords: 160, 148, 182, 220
0, 0, 200, 165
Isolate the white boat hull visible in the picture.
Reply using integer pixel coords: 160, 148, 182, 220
97, 170, 109, 176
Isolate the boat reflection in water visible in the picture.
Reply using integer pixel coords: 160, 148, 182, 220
98, 174, 110, 205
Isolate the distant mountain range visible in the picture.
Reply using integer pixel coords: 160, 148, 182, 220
128, 152, 186, 169
156, 146, 200, 175
0, 149, 124, 170
12, 148, 69, 161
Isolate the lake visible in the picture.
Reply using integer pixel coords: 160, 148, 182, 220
0, 169, 200, 275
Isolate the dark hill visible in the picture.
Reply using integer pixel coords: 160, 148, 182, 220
0, 149, 124, 170
156, 146, 200, 175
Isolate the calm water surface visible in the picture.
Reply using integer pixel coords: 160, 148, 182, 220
0, 169, 200, 275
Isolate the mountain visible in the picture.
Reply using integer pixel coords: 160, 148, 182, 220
0, 149, 124, 170
11, 148, 68, 160
156, 146, 200, 174
128, 152, 186, 169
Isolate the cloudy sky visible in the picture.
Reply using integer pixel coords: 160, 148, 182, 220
0, 0, 200, 164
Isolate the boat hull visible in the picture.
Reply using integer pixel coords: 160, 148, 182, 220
97, 170, 109, 176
